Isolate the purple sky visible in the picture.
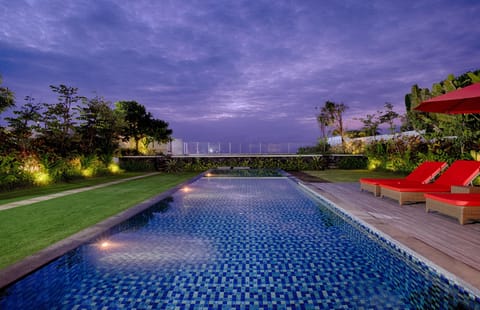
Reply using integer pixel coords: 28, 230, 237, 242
1, 0, 479, 144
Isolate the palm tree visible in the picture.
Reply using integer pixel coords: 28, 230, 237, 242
321, 101, 348, 151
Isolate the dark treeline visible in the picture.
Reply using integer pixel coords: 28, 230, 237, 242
0, 78, 172, 189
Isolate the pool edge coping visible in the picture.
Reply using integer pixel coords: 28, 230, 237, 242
0, 172, 205, 290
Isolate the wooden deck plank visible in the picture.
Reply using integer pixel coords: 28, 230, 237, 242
305, 181, 480, 292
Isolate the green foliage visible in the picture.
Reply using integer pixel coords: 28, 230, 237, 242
163, 158, 183, 173
351, 102, 400, 139
115, 101, 150, 152
362, 131, 480, 173
379, 103, 400, 134
300, 140, 332, 155
0, 74, 15, 114
317, 101, 348, 151
76, 96, 123, 159
0, 73, 172, 190
405, 69, 480, 158
354, 113, 380, 137
115, 101, 172, 153
297, 145, 319, 154
120, 156, 328, 172
5, 96, 42, 154
145, 118, 173, 147
364, 136, 427, 172
0, 154, 30, 191
119, 158, 156, 171
40, 85, 84, 156
0, 153, 125, 192
337, 156, 368, 169
467, 72, 480, 83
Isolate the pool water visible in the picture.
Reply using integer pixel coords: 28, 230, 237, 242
1, 177, 479, 308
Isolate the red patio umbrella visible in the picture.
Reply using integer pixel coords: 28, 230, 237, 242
414, 82, 480, 114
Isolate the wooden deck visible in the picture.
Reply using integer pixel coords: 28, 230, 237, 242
305, 182, 480, 293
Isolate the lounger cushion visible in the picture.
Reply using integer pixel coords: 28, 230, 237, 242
380, 160, 480, 193
402, 161, 447, 183
360, 161, 446, 185
433, 160, 480, 186
424, 193, 480, 206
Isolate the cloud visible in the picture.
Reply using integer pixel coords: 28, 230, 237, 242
1, 0, 479, 144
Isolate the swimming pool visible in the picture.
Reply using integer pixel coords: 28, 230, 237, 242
1, 176, 479, 308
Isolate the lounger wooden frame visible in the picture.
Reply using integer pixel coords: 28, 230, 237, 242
426, 199, 480, 225
360, 182, 381, 196
380, 187, 428, 205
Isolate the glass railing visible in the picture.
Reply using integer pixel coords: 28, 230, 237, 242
181, 142, 313, 155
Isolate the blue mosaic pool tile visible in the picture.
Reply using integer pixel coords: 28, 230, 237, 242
1, 177, 479, 309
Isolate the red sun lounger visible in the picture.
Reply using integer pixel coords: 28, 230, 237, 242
360, 161, 447, 196
380, 160, 480, 205
425, 193, 480, 224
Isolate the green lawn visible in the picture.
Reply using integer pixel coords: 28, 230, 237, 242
0, 172, 197, 269
303, 169, 408, 183
0, 172, 147, 205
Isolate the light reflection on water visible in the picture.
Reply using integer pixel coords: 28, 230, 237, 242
89, 234, 215, 270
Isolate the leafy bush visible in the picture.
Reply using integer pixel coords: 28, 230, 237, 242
0, 154, 31, 191
0, 152, 124, 192
297, 141, 330, 154
128, 155, 329, 172
364, 136, 426, 172
337, 156, 368, 169
119, 158, 156, 171
163, 158, 183, 173
362, 134, 480, 173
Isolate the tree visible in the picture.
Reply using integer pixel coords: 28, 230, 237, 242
315, 109, 332, 153
405, 84, 433, 133
405, 70, 480, 133
115, 101, 153, 153
405, 69, 480, 157
379, 103, 400, 135
41, 85, 84, 156
0, 74, 15, 155
116, 100, 173, 154
0, 74, 15, 114
77, 96, 123, 162
5, 96, 42, 155
316, 110, 330, 139
321, 101, 348, 151
144, 118, 173, 151
355, 113, 380, 138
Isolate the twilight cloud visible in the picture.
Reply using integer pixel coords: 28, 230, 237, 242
1, 0, 479, 144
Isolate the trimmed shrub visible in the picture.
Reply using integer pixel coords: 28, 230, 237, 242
119, 155, 329, 172
338, 156, 368, 169
119, 157, 156, 171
